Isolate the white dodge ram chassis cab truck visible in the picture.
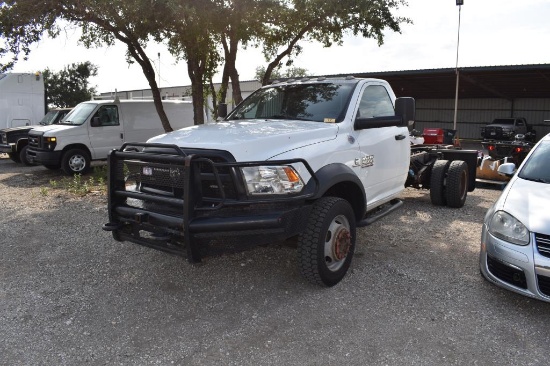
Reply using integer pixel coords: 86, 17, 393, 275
103, 77, 476, 286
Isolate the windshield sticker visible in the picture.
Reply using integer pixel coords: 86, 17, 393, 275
324, 118, 336, 123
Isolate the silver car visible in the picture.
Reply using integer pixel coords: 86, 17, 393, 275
480, 132, 550, 302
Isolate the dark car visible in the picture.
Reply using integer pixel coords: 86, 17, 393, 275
0, 108, 72, 165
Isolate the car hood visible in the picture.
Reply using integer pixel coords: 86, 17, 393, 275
29, 124, 80, 135
147, 120, 339, 161
500, 177, 550, 235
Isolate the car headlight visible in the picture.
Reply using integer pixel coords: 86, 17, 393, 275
44, 136, 57, 150
488, 210, 530, 245
241, 165, 304, 195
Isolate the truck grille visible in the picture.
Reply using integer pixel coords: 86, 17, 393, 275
28, 134, 41, 148
536, 233, 550, 258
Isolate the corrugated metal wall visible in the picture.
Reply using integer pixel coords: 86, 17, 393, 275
415, 98, 550, 141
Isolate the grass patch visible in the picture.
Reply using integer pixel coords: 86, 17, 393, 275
49, 165, 108, 196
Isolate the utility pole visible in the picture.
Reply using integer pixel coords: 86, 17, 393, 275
453, 0, 464, 131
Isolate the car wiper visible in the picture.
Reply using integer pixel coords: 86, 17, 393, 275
522, 176, 549, 183
266, 114, 313, 121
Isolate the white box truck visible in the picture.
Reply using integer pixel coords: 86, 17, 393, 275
0, 72, 45, 129
27, 99, 195, 174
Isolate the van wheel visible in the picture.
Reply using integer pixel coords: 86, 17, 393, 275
430, 159, 450, 206
19, 145, 33, 166
62, 149, 91, 175
445, 160, 468, 208
297, 197, 356, 287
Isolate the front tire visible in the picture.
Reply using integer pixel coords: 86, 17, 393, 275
297, 197, 356, 287
19, 145, 32, 166
61, 149, 91, 175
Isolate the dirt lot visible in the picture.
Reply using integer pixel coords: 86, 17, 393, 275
1, 155, 549, 365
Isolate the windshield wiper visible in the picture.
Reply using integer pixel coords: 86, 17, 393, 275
266, 114, 313, 121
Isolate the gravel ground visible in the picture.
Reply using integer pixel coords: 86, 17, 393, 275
1, 154, 549, 366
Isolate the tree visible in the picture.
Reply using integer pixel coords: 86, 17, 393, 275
259, 0, 410, 85
0, 0, 178, 131
254, 65, 309, 83
43, 62, 97, 108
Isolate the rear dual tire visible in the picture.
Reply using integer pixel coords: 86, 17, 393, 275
429, 159, 468, 208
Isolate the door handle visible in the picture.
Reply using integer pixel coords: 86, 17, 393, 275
395, 134, 406, 140
120, 133, 123, 140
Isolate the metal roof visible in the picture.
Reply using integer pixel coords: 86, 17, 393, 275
331, 64, 550, 100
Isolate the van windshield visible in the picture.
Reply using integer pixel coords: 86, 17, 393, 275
60, 104, 96, 125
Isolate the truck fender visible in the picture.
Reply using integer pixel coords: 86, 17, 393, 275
305, 163, 366, 220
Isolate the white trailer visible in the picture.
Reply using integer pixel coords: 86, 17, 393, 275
0, 72, 46, 129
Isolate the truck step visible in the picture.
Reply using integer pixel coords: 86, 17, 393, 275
358, 199, 403, 227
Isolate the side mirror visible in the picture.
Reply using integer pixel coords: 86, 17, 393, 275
218, 103, 228, 118
91, 116, 100, 127
497, 162, 516, 177
395, 97, 415, 128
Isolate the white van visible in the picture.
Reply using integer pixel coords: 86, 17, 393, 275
27, 99, 194, 174
0, 72, 45, 129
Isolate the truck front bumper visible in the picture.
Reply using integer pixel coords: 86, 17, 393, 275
0, 143, 16, 154
103, 143, 318, 263
26, 148, 62, 165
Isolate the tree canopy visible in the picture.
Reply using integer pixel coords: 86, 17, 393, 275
0, 0, 410, 127
43, 61, 98, 108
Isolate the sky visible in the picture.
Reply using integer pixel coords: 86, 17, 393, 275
9, 0, 550, 94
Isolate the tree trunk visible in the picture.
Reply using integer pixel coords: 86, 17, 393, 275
187, 55, 206, 125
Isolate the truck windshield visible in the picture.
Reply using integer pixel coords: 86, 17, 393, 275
518, 141, 550, 183
60, 104, 96, 125
227, 82, 357, 123
39, 111, 59, 125
493, 119, 514, 125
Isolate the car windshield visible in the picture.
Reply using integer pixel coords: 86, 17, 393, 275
39, 111, 60, 125
60, 104, 96, 125
226, 82, 357, 123
493, 119, 514, 125
518, 140, 550, 183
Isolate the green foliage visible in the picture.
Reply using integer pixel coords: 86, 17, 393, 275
254, 65, 310, 82
43, 62, 98, 108
48, 166, 108, 196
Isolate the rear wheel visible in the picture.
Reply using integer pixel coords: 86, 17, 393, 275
430, 159, 450, 206
297, 197, 356, 287
445, 160, 468, 208
61, 149, 91, 175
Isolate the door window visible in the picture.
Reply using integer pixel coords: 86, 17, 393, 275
93, 105, 119, 126
358, 85, 394, 118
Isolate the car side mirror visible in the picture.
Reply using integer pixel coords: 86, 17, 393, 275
218, 103, 228, 118
91, 116, 100, 127
498, 162, 516, 177
395, 97, 415, 128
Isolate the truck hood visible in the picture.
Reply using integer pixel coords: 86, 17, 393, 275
29, 124, 81, 135
147, 120, 339, 161
1, 126, 35, 134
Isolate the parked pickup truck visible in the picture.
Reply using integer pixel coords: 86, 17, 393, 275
480, 117, 536, 142
103, 77, 477, 286
0, 108, 71, 165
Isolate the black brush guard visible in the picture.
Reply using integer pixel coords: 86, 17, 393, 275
103, 142, 318, 263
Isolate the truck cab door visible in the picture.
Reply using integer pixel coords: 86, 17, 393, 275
87, 105, 123, 159
351, 83, 410, 207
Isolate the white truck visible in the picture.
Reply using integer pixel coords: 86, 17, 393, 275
102, 77, 477, 286
0, 72, 45, 129
26, 99, 195, 175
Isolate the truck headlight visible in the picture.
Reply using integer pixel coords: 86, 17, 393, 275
44, 136, 57, 150
488, 210, 530, 245
241, 165, 304, 195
